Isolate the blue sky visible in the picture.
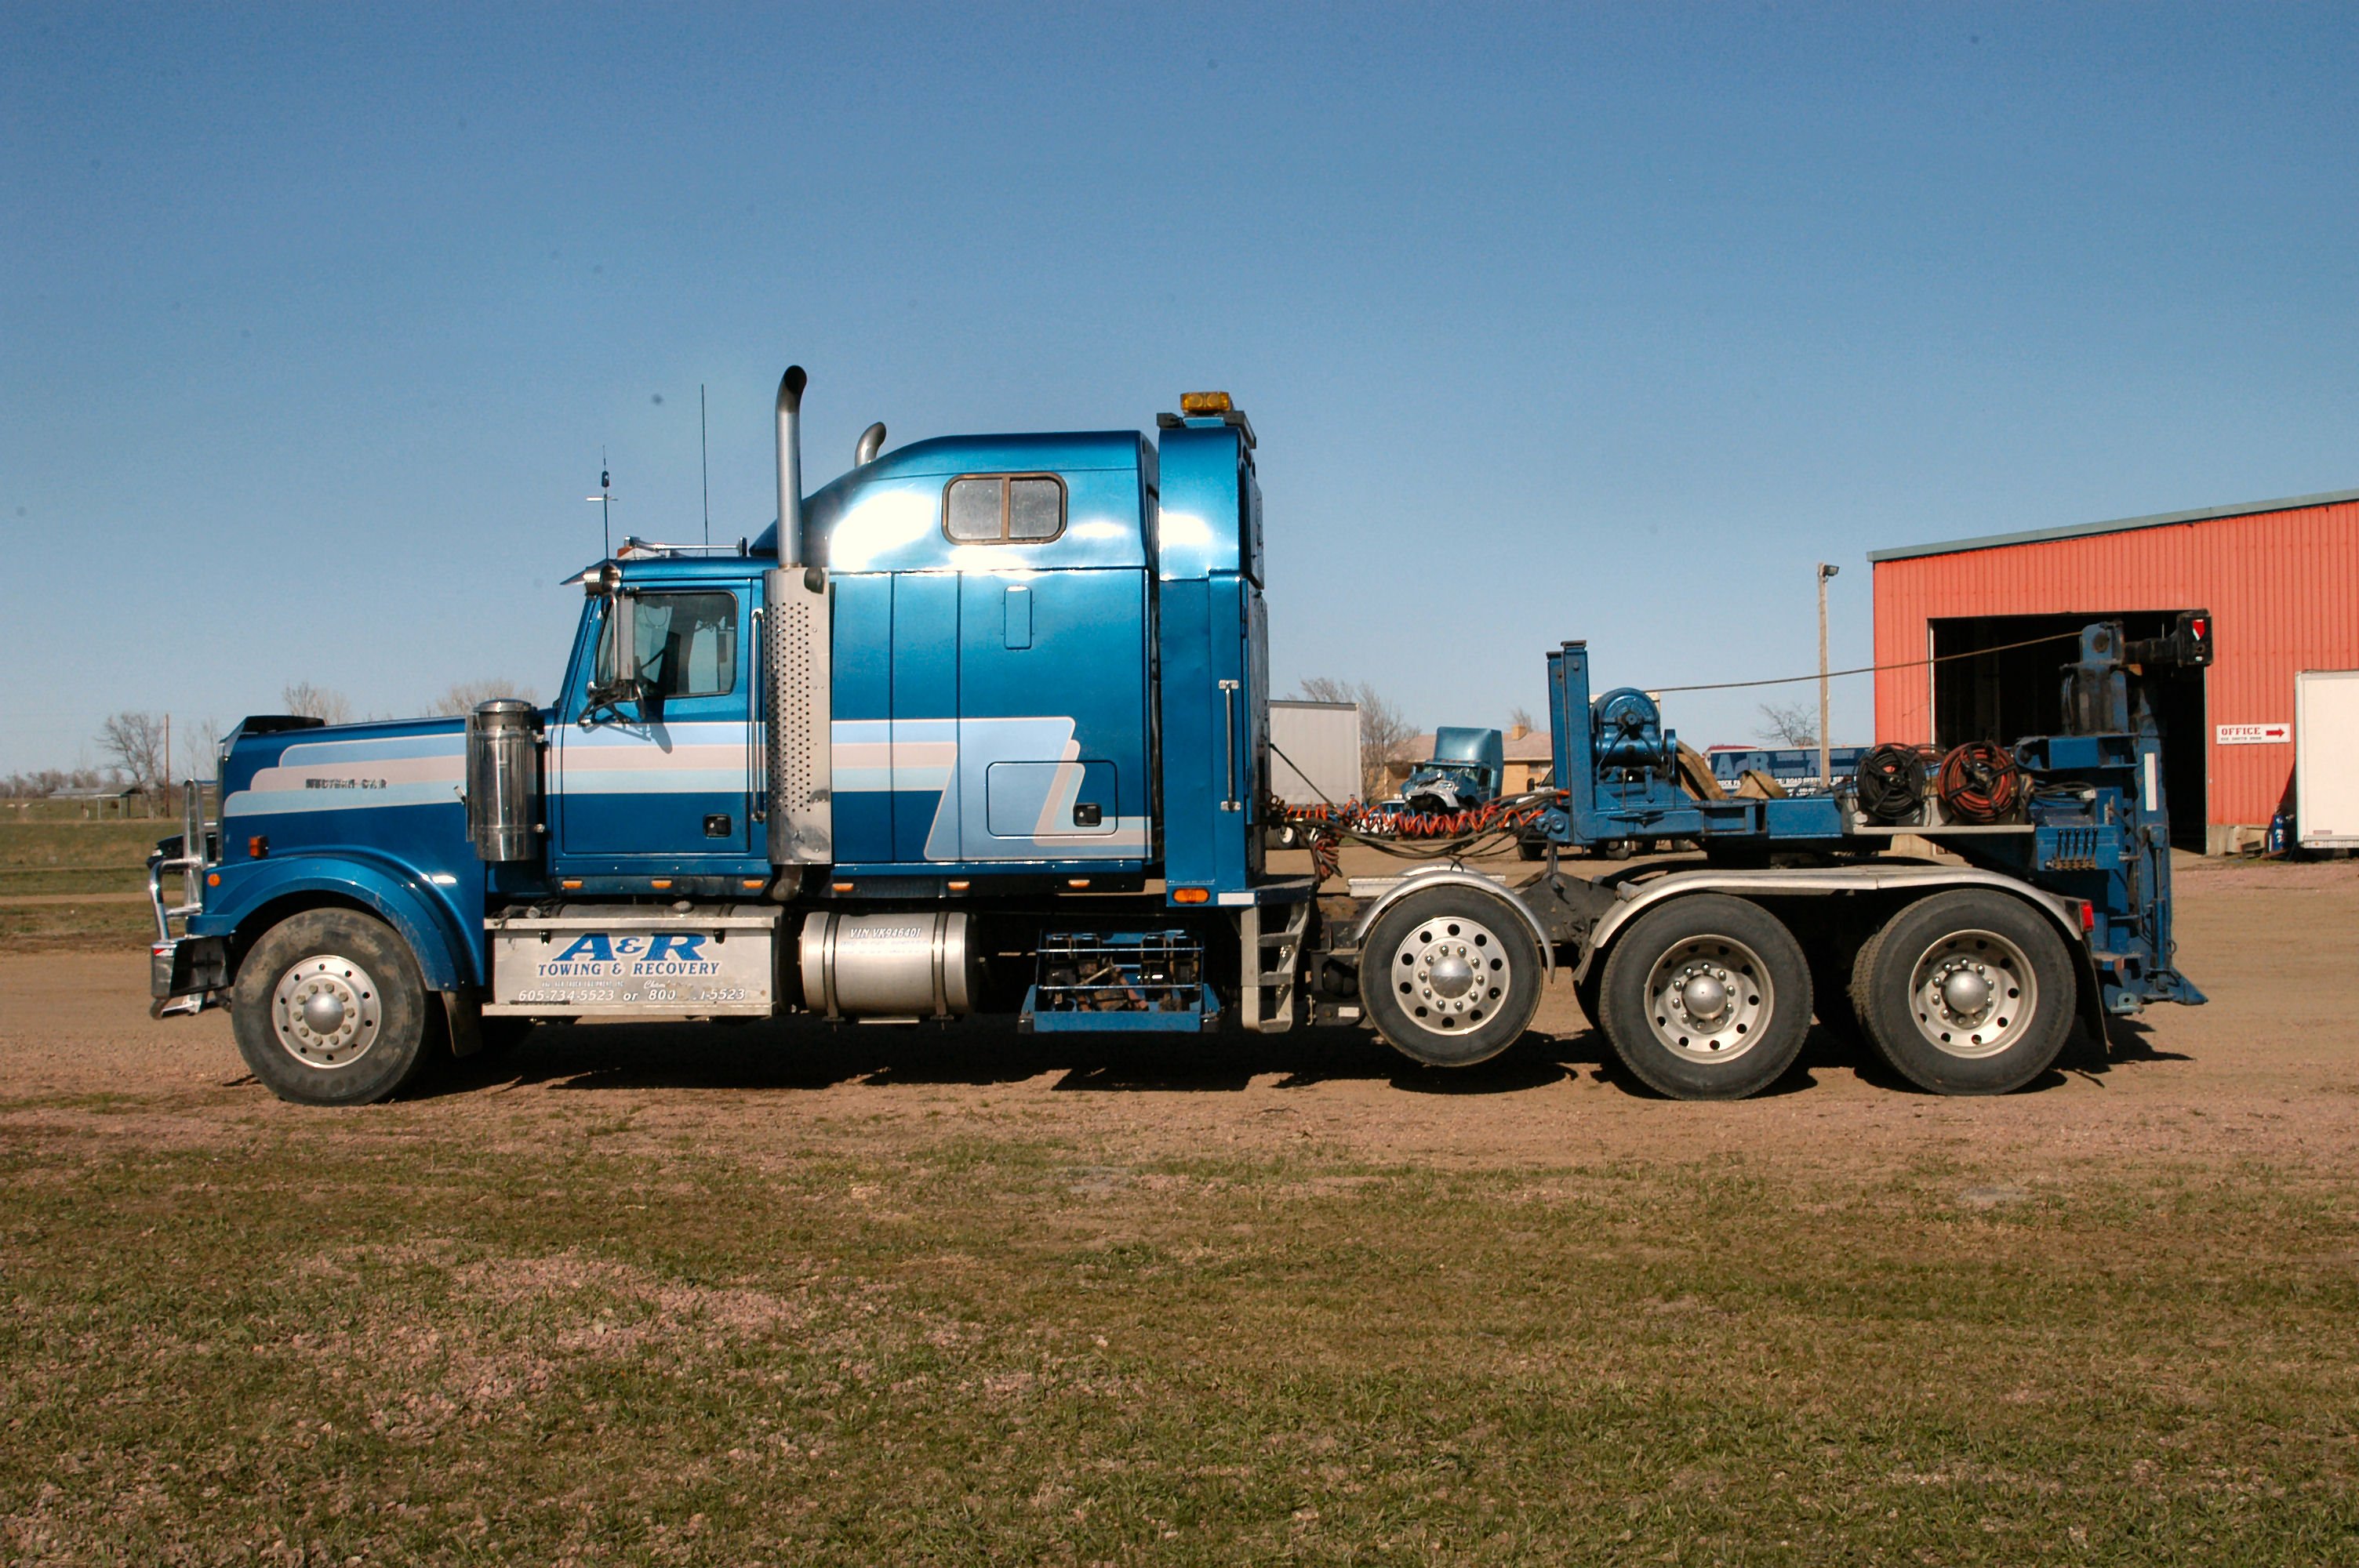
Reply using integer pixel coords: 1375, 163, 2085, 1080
5, 2, 2354, 775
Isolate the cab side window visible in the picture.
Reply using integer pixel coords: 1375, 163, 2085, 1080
943, 474, 1066, 543
597, 591, 737, 699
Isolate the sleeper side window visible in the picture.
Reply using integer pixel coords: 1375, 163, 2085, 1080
596, 590, 738, 699
943, 474, 1067, 544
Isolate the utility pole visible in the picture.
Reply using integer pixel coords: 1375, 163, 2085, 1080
1816, 562, 1840, 787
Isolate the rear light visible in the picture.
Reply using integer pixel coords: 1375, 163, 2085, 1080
2078, 901, 2095, 933
1172, 887, 1210, 905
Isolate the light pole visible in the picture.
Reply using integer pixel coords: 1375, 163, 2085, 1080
1817, 562, 1840, 787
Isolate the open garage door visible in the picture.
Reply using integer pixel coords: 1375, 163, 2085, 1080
1930, 612, 2208, 851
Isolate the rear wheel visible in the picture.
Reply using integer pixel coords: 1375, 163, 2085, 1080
1597, 895, 1812, 1099
1360, 887, 1545, 1067
1573, 964, 1605, 1034
1849, 890, 2074, 1094
231, 908, 435, 1105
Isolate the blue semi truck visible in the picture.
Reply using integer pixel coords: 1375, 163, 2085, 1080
149, 370, 2208, 1104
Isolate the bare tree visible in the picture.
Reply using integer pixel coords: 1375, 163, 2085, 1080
192, 717, 223, 779
2, 767, 104, 798
429, 678, 537, 717
1756, 699, 1818, 749
96, 711, 170, 796
281, 681, 354, 724
1507, 704, 1536, 735
1296, 677, 1414, 799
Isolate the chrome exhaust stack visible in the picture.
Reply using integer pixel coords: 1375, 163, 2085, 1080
764, 364, 831, 873
775, 365, 808, 565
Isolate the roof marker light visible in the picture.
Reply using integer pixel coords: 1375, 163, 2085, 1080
1180, 391, 1233, 416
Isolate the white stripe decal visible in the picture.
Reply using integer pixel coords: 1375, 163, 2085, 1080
225, 734, 465, 818
556, 721, 752, 797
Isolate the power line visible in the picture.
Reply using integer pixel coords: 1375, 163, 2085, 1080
1648, 630, 2084, 695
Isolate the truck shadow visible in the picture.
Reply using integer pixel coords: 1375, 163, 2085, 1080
434, 1016, 1603, 1099
427, 1014, 2186, 1102
1791, 1014, 2191, 1097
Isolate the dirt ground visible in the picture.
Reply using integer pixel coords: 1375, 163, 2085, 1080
5, 851, 2357, 1564
5, 851, 2353, 1174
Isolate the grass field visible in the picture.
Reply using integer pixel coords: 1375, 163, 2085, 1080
0, 817, 170, 946
3, 1094, 2354, 1566
0, 818, 167, 894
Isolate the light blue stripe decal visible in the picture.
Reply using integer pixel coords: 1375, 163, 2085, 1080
225, 779, 463, 817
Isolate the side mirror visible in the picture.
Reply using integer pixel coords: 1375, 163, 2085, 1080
609, 587, 638, 688
579, 589, 643, 728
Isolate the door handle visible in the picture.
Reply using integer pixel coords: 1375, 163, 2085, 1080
1219, 679, 1241, 812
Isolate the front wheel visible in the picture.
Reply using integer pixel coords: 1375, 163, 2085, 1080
1360, 886, 1545, 1067
1848, 891, 2075, 1094
231, 908, 436, 1105
1596, 895, 1812, 1099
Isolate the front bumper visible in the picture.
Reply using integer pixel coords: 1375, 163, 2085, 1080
146, 782, 222, 1019
150, 936, 230, 1018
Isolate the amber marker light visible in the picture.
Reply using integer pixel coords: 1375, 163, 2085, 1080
1179, 391, 1233, 416
1172, 887, 1209, 905
650, 879, 673, 890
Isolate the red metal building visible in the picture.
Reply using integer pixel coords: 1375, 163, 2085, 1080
1871, 488, 2359, 852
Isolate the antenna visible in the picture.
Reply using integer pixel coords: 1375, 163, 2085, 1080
584, 445, 613, 557
700, 383, 711, 546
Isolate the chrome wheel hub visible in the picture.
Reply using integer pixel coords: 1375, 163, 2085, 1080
1644, 937, 1771, 1062
1909, 930, 2034, 1059
271, 954, 382, 1069
1391, 916, 1510, 1036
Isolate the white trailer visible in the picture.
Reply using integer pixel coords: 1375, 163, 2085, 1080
2295, 670, 2359, 849
1269, 699, 1363, 805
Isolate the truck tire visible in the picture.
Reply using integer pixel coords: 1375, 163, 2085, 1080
231, 908, 436, 1105
1596, 895, 1812, 1099
1360, 885, 1545, 1067
1573, 963, 1605, 1033
1848, 889, 2074, 1095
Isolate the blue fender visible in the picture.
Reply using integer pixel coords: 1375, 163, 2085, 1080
194, 854, 481, 991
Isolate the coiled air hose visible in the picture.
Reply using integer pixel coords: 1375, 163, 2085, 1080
1936, 741, 2023, 823
1853, 744, 1930, 824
